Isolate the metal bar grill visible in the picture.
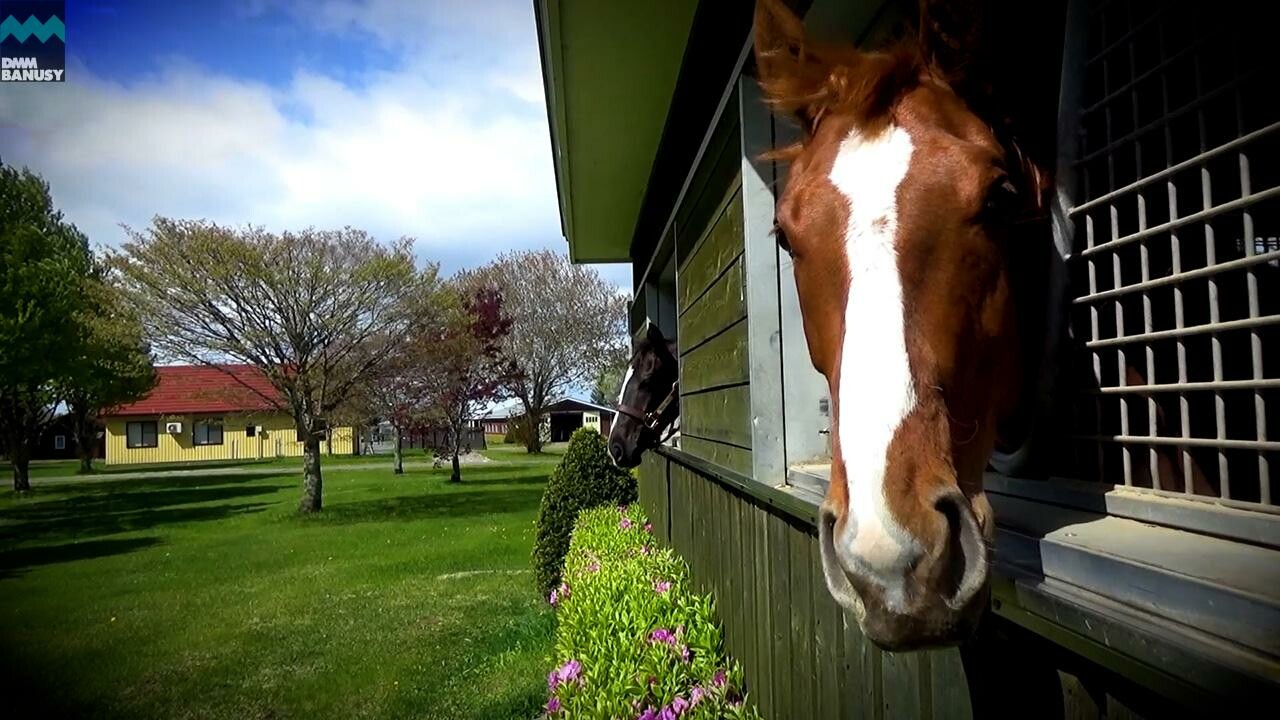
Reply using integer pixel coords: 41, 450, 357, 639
1055, 0, 1278, 509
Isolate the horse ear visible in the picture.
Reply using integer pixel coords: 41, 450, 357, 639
752, 0, 835, 133
645, 321, 666, 346
918, 0, 1059, 213
916, 0, 993, 96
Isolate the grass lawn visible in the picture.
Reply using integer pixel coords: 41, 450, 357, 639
0, 450, 566, 719
2, 441, 568, 481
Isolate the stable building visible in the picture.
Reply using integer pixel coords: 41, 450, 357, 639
536, 0, 1279, 715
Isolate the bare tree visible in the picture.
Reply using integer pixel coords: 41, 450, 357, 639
355, 282, 447, 476
111, 219, 427, 512
463, 249, 628, 453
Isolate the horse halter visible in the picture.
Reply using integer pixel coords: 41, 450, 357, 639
616, 381, 680, 445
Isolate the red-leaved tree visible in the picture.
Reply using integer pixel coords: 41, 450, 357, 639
421, 282, 518, 482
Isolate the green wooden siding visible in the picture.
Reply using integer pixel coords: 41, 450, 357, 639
677, 179, 751, 474
679, 258, 746, 350
679, 319, 749, 393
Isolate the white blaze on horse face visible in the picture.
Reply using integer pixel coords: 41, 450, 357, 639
828, 124, 921, 609
618, 365, 635, 407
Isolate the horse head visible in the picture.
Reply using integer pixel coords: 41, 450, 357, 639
609, 322, 680, 469
752, 0, 1055, 650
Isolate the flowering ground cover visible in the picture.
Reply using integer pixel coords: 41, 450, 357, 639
0, 446, 562, 719
545, 504, 762, 719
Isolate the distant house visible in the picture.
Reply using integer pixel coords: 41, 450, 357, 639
481, 399, 616, 442
30, 413, 103, 461
101, 364, 355, 465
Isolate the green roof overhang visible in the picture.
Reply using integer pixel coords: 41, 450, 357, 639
533, 0, 698, 264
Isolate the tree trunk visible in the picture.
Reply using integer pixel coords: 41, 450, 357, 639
10, 444, 31, 492
392, 423, 404, 475
72, 403, 97, 474
448, 424, 461, 483
524, 411, 543, 454
298, 434, 323, 513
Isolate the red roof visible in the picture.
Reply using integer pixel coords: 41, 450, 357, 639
107, 364, 283, 417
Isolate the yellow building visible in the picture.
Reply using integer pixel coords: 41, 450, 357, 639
102, 364, 354, 466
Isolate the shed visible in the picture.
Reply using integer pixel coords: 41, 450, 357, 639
543, 398, 616, 441
535, 0, 1279, 716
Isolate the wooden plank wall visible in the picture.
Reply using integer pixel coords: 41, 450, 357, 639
677, 185, 752, 476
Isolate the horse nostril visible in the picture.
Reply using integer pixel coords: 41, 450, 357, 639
610, 442, 624, 461
934, 489, 989, 609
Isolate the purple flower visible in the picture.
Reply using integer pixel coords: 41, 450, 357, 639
640, 545, 652, 556
653, 579, 671, 594
587, 561, 600, 573
659, 706, 677, 720
671, 697, 690, 716
648, 628, 676, 645
547, 579, 568, 602
620, 518, 633, 530
546, 696, 561, 714
680, 645, 691, 663
555, 659, 582, 685
637, 707, 658, 720
713, 669, 727, 688
644, 522, 653, 533
618, 504, 630, 514
547, 668, 558, 690
690, 687, 705, 706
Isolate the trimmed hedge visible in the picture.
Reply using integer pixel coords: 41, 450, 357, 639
533, 427, 637, 597
541, 504, 761, 719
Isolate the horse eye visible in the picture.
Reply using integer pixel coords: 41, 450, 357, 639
773, 223, 793, 255
984, 178, 1019, 218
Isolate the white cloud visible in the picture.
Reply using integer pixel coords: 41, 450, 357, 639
0, 0, 633, 289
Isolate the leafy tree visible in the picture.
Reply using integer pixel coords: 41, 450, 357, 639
64, 262, 157, 474
589, 344, 630, 407
0, 161, 94, 491
111, 219, 426, 512
419, 282, 517, 482
464, 249, 628, 453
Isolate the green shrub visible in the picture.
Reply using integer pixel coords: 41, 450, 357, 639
541, 505, 760, 719
533, 426, 636, 597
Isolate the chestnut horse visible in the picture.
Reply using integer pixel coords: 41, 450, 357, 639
750, 0, 1062, 649
609, 322, 680, 469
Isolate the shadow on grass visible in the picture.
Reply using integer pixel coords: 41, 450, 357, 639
3, 481, 288, 516
439, 475, 551, 487
0, 536, 163, 579
22, 472, 292, 497
318, 487, 546, 524
0, 479, 286, 544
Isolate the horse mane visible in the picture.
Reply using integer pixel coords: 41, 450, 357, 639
753, 3, 926, 164
754, 29, 1052, 213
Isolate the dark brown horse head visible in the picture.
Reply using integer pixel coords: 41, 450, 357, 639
609, 322, 679, 469
753, 0, 1053, 650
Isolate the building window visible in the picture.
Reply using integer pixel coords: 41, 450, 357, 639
126, 421, 158, 449
54, 435, 66, 450
245, 425, 256, 438
193, 418, 224, 446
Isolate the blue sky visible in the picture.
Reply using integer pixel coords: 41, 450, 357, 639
0, 0, 633, 289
